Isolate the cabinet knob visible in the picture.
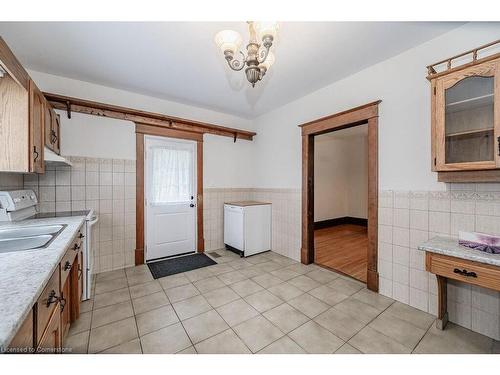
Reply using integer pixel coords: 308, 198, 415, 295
64, 261, 72, 271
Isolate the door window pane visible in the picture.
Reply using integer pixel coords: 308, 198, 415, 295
445, 76, 494, 164
150, 146, 192, 203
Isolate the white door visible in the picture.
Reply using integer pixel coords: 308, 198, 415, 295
145, 136, 197, 261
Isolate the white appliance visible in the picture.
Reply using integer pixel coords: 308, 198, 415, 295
224, 201, 271, 257
44, 147, 72, 167
0, 189, 97, 300
0, 190, 38, 221
81, 211, 98, 300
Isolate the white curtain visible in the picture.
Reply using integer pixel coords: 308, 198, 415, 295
150, 146, 192, 204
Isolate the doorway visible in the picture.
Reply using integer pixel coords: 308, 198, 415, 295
144, 135, 197, 261
313, 126, 368, 282
299, 101, 380, 292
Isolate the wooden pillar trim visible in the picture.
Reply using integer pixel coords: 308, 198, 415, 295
299, 101, 381, 292
197, 141, 205, 252
135, 133, 145, 265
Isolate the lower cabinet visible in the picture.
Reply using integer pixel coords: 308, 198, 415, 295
8, 227, 84, 353
37, 305, 62, 354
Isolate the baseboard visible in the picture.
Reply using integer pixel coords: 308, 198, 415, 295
314, 216, 368, 229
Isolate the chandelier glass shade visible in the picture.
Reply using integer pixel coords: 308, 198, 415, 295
215, 21, 279, 87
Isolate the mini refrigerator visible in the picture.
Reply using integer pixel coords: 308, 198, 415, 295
223, 201, 271, 257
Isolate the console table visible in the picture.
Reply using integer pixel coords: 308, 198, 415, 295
418, 236, 500, 329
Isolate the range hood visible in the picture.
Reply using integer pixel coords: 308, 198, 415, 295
44, 147, 72, 167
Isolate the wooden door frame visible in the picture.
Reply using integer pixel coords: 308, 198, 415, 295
135, 123, 204, 265
299, 100, 381, 291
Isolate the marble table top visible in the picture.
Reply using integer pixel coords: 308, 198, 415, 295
0, 216, 85, 351
418, 236, 500, 267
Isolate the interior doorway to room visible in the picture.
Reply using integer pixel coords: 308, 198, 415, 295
144, 135, 197, 261
313, 126, 368, 282
300, 101, 380, 292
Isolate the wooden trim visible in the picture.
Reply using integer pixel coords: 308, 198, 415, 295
44, 92, 256, 141
0, 37, 30, 90
367, 116, 379, 292
136, 123, 203, 142
438, 170, 500, 182
135, 133, 145, 265
426, 38, 500, 80
314, 217, 368, 230
134, 127, 205, 265
300, 101, 380, 292
301, 134, 314, 265
197, 141, 205, 252
299, 100, 381, 135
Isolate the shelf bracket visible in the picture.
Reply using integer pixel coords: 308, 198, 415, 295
65, 100, 71, 119
233, 132, 237, 143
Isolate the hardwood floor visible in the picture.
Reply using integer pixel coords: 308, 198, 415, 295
314, 224, 368, 283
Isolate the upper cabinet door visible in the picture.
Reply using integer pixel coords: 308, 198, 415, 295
29, 80, 45, 173
434, 60, 499, 171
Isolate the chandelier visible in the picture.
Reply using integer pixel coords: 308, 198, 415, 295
215, 22, 279, 87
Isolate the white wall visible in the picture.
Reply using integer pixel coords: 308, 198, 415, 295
28, 70, 256, 188
314, 136, 348, 221
314, 129, 368, 221
253, 23, 500, 191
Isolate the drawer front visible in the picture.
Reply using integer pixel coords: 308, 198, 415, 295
60, 248, 77, 286
37, 304, 61, 354
426, 253, 500, 291
36, 265, 61, 343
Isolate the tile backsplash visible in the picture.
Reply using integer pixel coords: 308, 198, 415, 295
0, 173, 23, 190
23, 157, 136, 274
378, 186, 500, 340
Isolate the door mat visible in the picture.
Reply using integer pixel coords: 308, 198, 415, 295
147, 253, 217, 279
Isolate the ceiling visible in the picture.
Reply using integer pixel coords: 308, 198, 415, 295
0, 22, 464, 118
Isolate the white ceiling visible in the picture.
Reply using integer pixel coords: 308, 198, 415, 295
0, 22, 464, 118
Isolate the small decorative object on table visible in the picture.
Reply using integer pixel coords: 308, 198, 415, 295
458, 231, 500, 254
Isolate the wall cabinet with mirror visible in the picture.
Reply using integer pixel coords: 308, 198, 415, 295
428, 40, 500, 182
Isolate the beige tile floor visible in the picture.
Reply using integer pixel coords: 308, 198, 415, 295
64, 249, 500, 354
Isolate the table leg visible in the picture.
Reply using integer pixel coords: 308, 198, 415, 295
436, 275, 448, 330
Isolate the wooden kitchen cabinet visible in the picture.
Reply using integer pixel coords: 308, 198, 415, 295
44, 101, 61, 155
29, 80, 45, 174
8, 225, 85, 353
37, 306, 62, 354
428, 41, 500, 182
8, 309, 34, 353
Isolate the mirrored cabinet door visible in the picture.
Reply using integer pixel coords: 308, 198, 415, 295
435, 60, 499, 171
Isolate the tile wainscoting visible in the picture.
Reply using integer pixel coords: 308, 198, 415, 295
0, 173, 23, 190
378, 185, 500, 340
23, 156, 137, 274
203, 188, 301, 261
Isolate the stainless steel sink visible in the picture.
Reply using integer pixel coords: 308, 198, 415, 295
0, 224, 64, 239
0, 224, 66, 254
0, 235, 53, 253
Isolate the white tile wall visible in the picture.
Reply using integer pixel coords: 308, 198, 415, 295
379, 187, 500, 340
23, 156, 136, 274
0, 173, 24, 190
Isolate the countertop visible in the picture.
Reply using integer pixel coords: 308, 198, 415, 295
418, 236, 500, 267
0, 216, 86, 350
225, 201, 271, 207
